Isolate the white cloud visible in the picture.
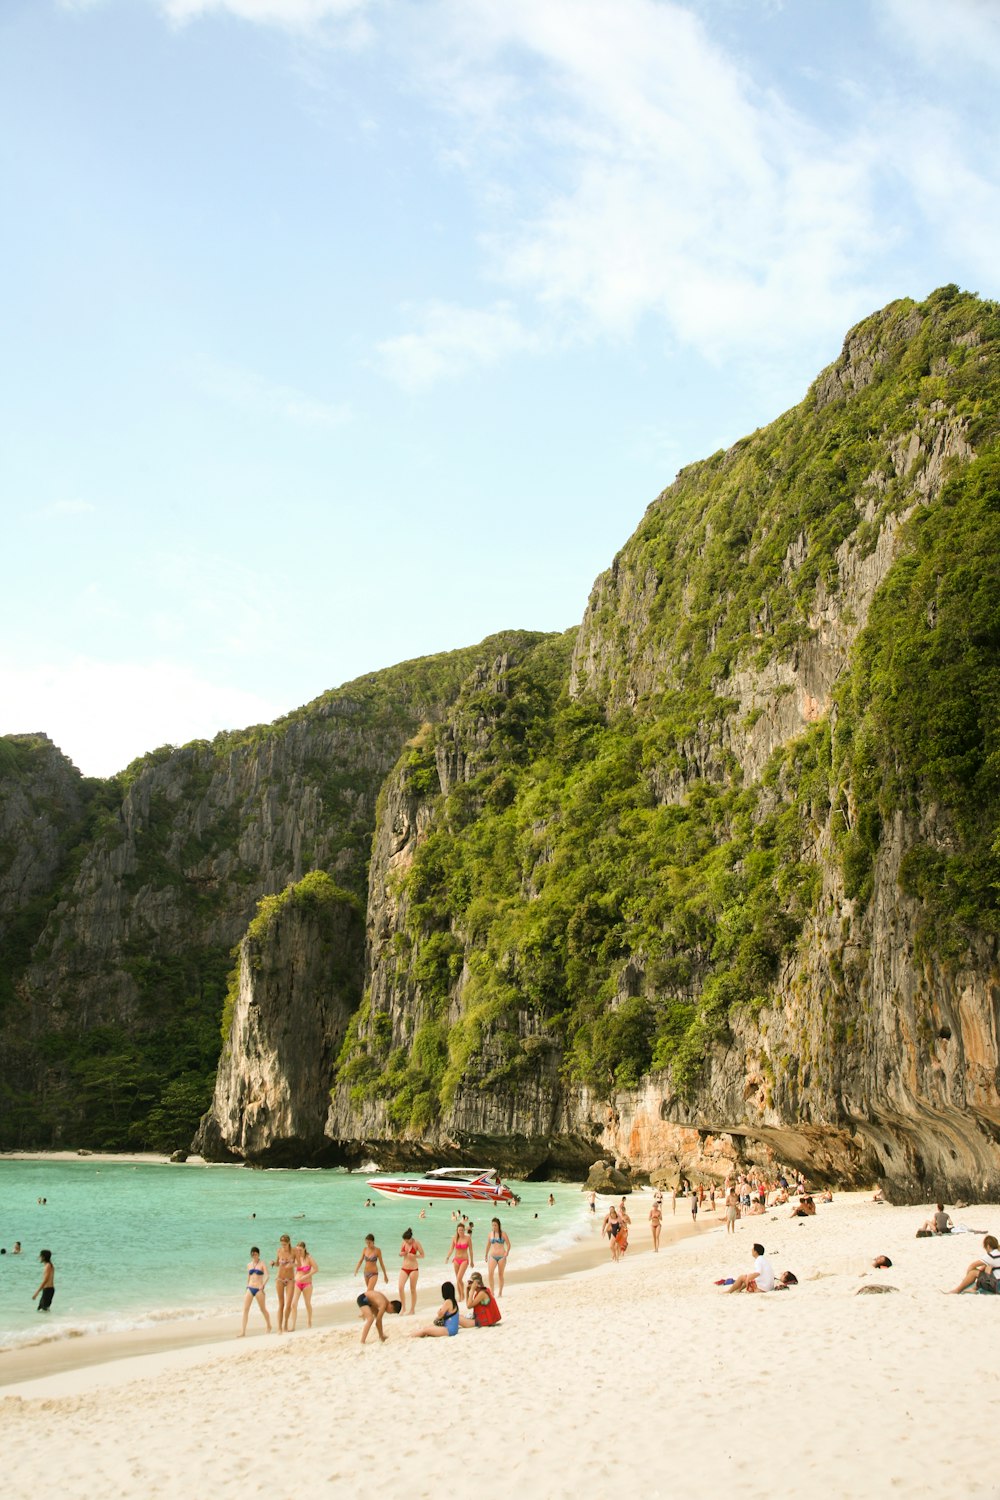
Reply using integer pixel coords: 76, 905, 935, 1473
0, 655, 282, 778
376, 300, 540, 390
378, 0, 886, 380
882, 0, 1000, 74
195, 358, 352, 429
159, 0, 368, 31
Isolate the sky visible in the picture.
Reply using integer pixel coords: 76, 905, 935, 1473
2, 0, 998, 777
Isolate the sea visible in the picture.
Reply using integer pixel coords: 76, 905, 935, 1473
0, 1158, 593, 1350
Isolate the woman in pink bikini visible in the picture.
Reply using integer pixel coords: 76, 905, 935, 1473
447, 1221, 474, 1297
398, 1227, 425, 1315
289, 1241, 318, 1330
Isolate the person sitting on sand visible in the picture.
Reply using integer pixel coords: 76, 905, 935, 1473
240, 1247, 272, 1336
872, 1185, 885, 1203
772, 1188, 788, 1206
791, 1195, 816, 1218
459, 1271, 502, 1327
411, 1281, 460, 1337
820, 1188, 833, 1203
725, 1243, 775, 1294
357, 1288, 403, 1343
921, 1203, 953, 1235
749, 1197, 765, 1216
947, 1235, 1000, 1294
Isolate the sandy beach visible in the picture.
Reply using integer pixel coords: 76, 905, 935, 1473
3, 1191, 999, 1498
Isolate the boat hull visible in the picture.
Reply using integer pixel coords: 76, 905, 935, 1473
367, 1179, 515, 1204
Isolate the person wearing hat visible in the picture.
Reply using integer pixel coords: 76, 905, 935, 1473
459, 1271, 501, 1328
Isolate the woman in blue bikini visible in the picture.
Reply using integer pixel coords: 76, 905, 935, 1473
240, 1246, 272, 1336
485, 1218, 511, 1298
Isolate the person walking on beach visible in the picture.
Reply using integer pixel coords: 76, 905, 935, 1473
289, 1241, 318, 1330
446, 1221, 473, 1298
588, 1191, 596, 1214
357, 1288, 402, 1344
272, 1233, 296, 1332
649, 1198, 662, 1252
486, 1217, 511, 1296
691, 1191, 699, 1225
671, 1187, 677, 1216
32, 1249, 55, 1312
398, 1227, 425, 1315
602, 1204, 623, 1262
355, 1233, 388, 1295
240, 1247, 272, 1336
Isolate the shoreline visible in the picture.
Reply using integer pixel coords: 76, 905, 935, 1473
4, 1192, 1000, 1497
0, 1190, 711, 1394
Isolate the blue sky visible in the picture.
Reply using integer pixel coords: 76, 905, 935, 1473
3, 0, 998, 776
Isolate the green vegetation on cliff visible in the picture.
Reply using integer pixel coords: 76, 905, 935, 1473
337, 287, 1000, 1122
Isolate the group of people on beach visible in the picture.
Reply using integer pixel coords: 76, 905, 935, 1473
240, 1236, 318, 1336
240, 1216, 513, 1339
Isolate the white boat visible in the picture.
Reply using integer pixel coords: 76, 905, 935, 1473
367, 1167, 519, 1204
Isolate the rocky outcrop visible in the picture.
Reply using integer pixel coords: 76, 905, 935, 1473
0, 734, 92, 940
197, 875, 364, 1165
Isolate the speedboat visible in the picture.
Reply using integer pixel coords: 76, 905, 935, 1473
367, 1167, 519, 1204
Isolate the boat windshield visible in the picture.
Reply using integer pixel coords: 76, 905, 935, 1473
426, 1168, 498, 1183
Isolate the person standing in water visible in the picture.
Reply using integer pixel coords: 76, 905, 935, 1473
32, 1249, 55, 1312
271, 1233, 296, 1332
240, 1247, 272, 1336
398, 1227, 425, 1315
355, 1233, 388, 1295
289, 1241, 318, 1330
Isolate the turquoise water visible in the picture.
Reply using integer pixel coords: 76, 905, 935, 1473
0, 1160, 588, 1349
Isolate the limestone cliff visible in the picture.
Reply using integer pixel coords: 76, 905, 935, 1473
198, 874, 364, 1166
5, 287, 999, 1203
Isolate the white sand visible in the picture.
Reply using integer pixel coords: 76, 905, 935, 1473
2, 1192, 999, 1498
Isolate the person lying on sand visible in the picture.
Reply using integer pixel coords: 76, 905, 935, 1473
725, 1243, 775, 1293
357, 1289, 403, 1343
921, 1203, 953, 1235
946, 1235, 1000, 1294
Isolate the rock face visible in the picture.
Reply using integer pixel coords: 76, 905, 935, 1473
4, 288, 1000, 1204
197, 875, 364, 1165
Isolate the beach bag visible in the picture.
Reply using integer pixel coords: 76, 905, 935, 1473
915, 1229, 932, 1238
473, 1292, 502, 1327
975, 1270, 997, 1295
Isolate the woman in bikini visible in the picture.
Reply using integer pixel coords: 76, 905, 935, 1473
354, 1233, 388, 1294
398, 1227, 425, 1315
289, 1241, 317, 1330
271, 1233, 295, 1332
447, 1221, 474, 1297
649, 1199, 662, 1252
240, 1246, 272, 1336
410, 1281, 460, 1338
485, 1217, 511, 1297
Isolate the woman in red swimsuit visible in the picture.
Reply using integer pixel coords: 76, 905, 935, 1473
447, 1221, 474, 1297
398, 1227, 425, 1315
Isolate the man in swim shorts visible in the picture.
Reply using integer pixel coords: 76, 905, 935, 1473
357, 1289, 403, 1344
32, 1249, 55, 1311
